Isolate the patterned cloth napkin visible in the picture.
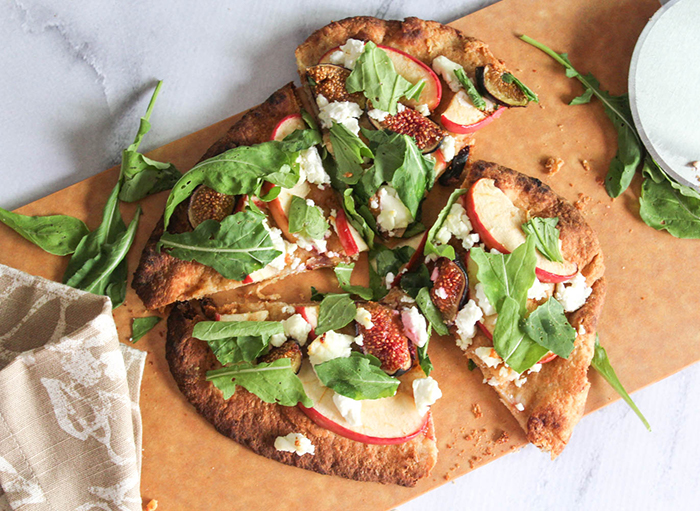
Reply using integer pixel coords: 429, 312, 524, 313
0, 264, 146, 510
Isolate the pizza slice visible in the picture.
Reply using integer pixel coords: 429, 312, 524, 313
132, 83, 368, 309
294, 16, 536, 239
414, 160, 605, 457
165, 288, 440, 486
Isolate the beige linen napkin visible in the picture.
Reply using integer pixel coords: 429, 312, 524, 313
0, 264, 146, 510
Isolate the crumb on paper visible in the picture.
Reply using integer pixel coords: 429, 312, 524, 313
690, 160, 700, 171
471, 403, 483, 419
581, 159, 592, 172
495, 431, 509, 445
574, 193, 592, 211
544, 157, 565, 175
469, 456, 480, 469
144, 500, 158, 511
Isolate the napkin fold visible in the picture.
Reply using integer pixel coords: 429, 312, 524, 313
0, 264, 146, 510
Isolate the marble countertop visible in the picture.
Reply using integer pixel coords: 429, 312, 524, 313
1, 1, 698, 509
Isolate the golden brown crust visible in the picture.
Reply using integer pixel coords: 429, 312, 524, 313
166, 300, 438, 486
460, 160, 606, 458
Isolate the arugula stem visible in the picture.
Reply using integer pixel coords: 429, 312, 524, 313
144, 80, 163, 124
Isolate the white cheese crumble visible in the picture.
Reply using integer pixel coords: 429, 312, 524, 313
367, 108, 390, 122
415, 103, 431, 116
269, 333, 287, 348
474, 283, 496, 316
474, 347, 502, 368
527, 277, 550, 301
434, 287, 448, 300
554, 273, 592, 312
439, 135, 457, 163
355, 307, 374, 329
412, 377, 442, 416
332, 393, 363, 427
307, 330, 354, 365
353, 334, 364, 346
528, 363, 542, 374
434, 202, 479, 250
296, 146, 331, 186
454, 299, 484, 350
375, 185, 413, 234
316, 94, 363, 135
385, 272, 395, 289
515, 403, 525, 412
401, 306, 429, 348
431, 55, 463, 93
578, 324, 587, 336
282, 305, 295, 315
296, 232, 329, 254
328, 38, 366, 70
281, 314, 313, 346
274, 433, 315, 456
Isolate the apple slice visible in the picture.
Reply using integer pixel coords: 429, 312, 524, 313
262, 180, 311, 243
319, 44, 441, 111
296, 305, 319, 339
464, 178, 577, 283
438, 88, 505, 134
271, 113, 306, 142
297, 361, 429, 444
396, 231, 430, 283
218, 311, 270, 322
334, 209, 367, 256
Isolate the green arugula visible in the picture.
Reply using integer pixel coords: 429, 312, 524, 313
315, 293, 357, 336
345, 41, 425, 114
130, 316, 161, 343
158, 209, 281, 281
118, 81, 181, 202
372, 244, 415, 277
288, 195, 328, 240
193, 320, 283, 364
416, 286, 449, 336
592, 336, 651, 431
310, 286, 326, 302
502, 72, 539, 103
454, 67, 487, 111
278, 127, 323, 153
522, 297, 576, 358
314, 352, 400, 400
206, 358, 312, 406
328, 123, 373, 185
342, 189, 375, 248
417, 336, 433, 377
399, 264, 432, 299
493, 296, 548, 373
522, 217, 564, 263
424, 188, 469, 260
63, 182, 141, 309
334, 262, 374, 300
0, 208, 89, 256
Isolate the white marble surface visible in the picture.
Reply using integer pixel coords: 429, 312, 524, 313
1, 1, 699, 509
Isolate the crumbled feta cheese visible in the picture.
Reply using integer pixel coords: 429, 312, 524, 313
434, 202, 478, 250
415, 103, 431, 116
425, 253, 438, 264
515, 403, 525, 412
412, 377, 442, 416
484, 377, 500, 387
435, 287, 448, 300
514, 376, 527, 388
328, 38, 366, 70
400, 294, 415, 303
333, 393, 363, 427
296, 234, 329, 254
454, 299, 484, 349
367, 108, 390, 122
375, 185, 413, 234
270, 332, 287, 347
281, 314, 313, 346
385, 272, 395, 289
432, 55, 463, 93
527, 278, 550, 301
370, 197, 379, 209
474, 347, 502, 368
439, 135, 457, 162
353, 334, 364, 346
282, 305, 295, 314
355, 307, 374, 329
555, 273, 592, 312
274, 433, 315, 456
578, 324, 587, 336
490, 248, 502, 255
296, 146, 331, 186
248, 223, 295, 281
528, 363, 542, 374
401, 306, 429, 348
474, 283, 496, 316
316, 94, 363, 135
307, 330, 354, 365
290, 257, 304, 271
306, 198, 316, 207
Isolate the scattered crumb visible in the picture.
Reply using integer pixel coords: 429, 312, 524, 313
144, 500, 158, 511
483, 446, 494, 457
469, 456, 480, 469
471, 403, 483, 419
581, 159, 592, 172
574, 193, 593, 211
495, 431, 510, 445
444, 473, 451, 481
544, 157, 565, 175
595, 176, 605, 186
690, 161, 700, 171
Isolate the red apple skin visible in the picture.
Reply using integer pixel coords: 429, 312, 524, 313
400, 230, 429, 278
535, 267, 577, 284
233, 195, 249, 214
295, 306, 318, 339
261, 182, 297, 243
477, 321, 493, 341
539, 352, 558, 364
298, 404, 430, 445
271, 113, 305, 142
441, 106, 504, 135
462, 189, 509, 253
243, 275, 253, 284
334, 209, 359, 257
433, 148, 448, 177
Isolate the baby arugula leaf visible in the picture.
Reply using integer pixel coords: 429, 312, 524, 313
288, 195, 328, 240
314, 352, 400, 400
592, 335, 651, 431
454, 67, 487, 110
158, 210, 281, 281
119, 81, 181, 203
206, 358, 312, 406
329, 123, 373, 185
333, 262, 374, 301
0, 208, 89, 256
130, 316, 162, 343
424, 188, 469, 260
502, 73, 539, 103
399, 264, 432, 299
493, 296, 548, 373
346, 41, 425, 114
315, 293, 357, 336
522, 297, 576, 358
521, 217, 564, 263
416, 286, 448, 336
342, 189, 375, 248
193, 320, 283, 364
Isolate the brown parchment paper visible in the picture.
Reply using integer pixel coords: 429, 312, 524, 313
1, 0, 697, 509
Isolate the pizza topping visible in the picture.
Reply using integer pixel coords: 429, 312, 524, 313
307, 330, 354, 365
412, 376, 442, 416
355, 307, 374, 329
316, 94, 363, 135
315, 293, 357, 335
259, 340, 303, 374
375, 185, 414, 235
439, 135, 457, 162
314, 352, 400, 399
476, 65, 535, 108
400, 306, 429, 348
527, 277, 552, 302
429, 257, 468, 324
415, 103, 431, 117
357, 303, 413, 376
274, 313, 313, 347
332, 392, 363, 426
274, 432, 315, 456
424, 188, 469, 260
432, 56, 464, 93
454, 299, 483, 350
474, 282, 496, 315
296, 146, 331, 187
187, 186, 235, 228
554, 273, 592, 312
474, 347, 502, 368
328, 38, 366, 70
366, 103, 446, 153
434, 201, 479, 250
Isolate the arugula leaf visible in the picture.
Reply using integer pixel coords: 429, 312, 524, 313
193, 320, 283, 364
315, 352, 400, 400
328, 123, 373, 185
415, 287, 449, 336
206, 358, 312, 406
288, 195, 328, 240
424, 188, 469, 260
118, 81, 181, 202
493, 296, 548, 373
345, 41, 425, 114
278, 128, 323, 153
502, 72, 539, 103
522, 297, 576, 358
467, 359, 476, 371
334, 263, 374, 300
310, 286, 326, 302
417, 337, 433, 377
368, 262, 388, 302
399, 264, 432, 299
0, 208, 89, 256
158, 210, 281, 281
315, 294, 357, 335
453, 67, 487, 111
130, 316, 162, 343
372, 244, 415, 277
522, 217, 564, 263
592, 336, 651, 431
342, 189, 375, 248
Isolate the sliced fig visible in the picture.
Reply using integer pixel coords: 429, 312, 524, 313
356, 302, 413, 376
475, 65, 528, 108
259, 340, 302, 374
367, 105, 446, 153
187, 186, 235, 228
306, 64, 364, 105
429, 257, 468, 324
438, 144, 471, 186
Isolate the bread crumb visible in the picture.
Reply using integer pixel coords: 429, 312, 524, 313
544, 157, 565, 175
145, 500, 158, 511
574, 193, 592, 211
495, 431, 509, 445
581, 159, 592, 172
471, 403, 483, 419
595, 176, 605, 186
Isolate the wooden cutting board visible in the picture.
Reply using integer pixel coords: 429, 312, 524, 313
1, 0, 695, 509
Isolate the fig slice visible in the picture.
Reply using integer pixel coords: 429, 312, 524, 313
429, 257, 468, 324
438, 145, 471, 186
306, 64, 364, 105
187, 186, 235, 228
476, 65, 528, 108
367, 104, 446, 153
258, 340, 302, 374
356, 302, 413, 376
